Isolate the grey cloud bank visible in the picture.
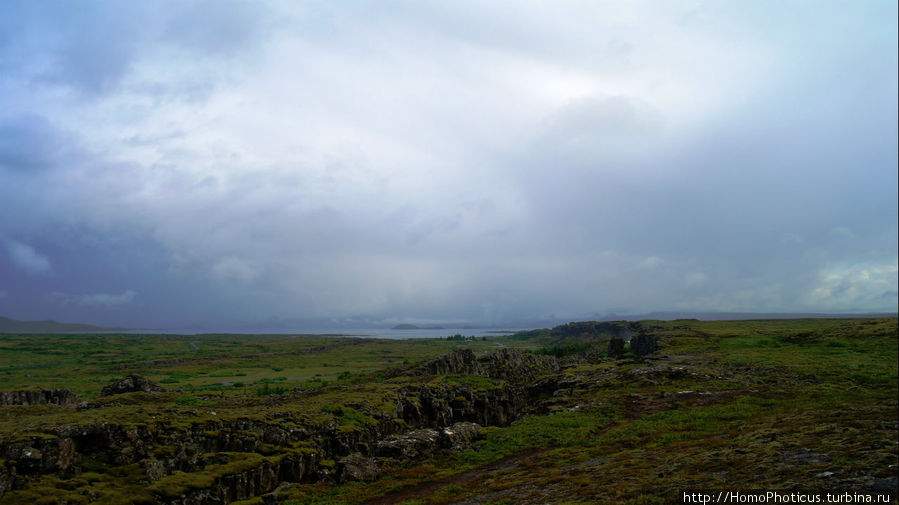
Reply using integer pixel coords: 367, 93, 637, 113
0, 1, 896, 328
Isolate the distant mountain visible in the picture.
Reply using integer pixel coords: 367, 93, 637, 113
0, 316, 129, 333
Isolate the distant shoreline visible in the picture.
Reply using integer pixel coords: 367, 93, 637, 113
2, 313, 895, 335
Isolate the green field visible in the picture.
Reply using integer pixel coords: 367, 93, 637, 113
0, 318, 896, 504
0, 333, 516, 398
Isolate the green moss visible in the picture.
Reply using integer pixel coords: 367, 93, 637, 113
320, 404, 371, 425
435, 374, 496, 390
231, 498, 265, 505
148, 453, 267, 497
175, 395, 212, 406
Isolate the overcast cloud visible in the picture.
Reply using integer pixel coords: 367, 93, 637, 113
0, 1, 896, 328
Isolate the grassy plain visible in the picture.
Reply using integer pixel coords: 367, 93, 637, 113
0, 318, 896, 504
275, 318, 898, 504
0, 333, 517, 397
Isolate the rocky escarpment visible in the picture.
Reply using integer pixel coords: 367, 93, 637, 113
629, 333, 659, 356
607, 337, 625, 357
0, 386, 525, 503
0, 389, 78, 407
551, 320, 643, 342
0, 349, 565, 504
546, 321, 662, 359
392, 348, 560, 383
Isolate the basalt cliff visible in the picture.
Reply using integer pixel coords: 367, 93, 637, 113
0, 348, 584, 504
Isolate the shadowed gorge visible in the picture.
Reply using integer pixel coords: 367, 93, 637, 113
0, 318, 896, 504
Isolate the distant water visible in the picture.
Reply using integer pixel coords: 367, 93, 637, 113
116, 327, 526, 339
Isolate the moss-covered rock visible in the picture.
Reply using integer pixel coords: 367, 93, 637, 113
101, 375, 162, 397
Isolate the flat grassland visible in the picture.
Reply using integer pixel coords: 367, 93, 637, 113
0, 332, 513, 397
0, 318, 896, 504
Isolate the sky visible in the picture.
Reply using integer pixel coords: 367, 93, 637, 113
0, 1, 896, 328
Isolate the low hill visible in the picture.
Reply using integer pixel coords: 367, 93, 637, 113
0, 316, 128, 333
391, 323, 445, 330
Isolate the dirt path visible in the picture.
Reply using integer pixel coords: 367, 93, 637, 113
362, 448, 552, 505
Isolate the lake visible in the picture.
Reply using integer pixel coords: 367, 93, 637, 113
116, 327, 527, 339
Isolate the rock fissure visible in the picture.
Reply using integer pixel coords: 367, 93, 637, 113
0, 349, 573, 504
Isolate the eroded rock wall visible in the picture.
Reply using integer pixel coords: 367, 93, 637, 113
0, 389, 78, 407
0, 348, 563, 504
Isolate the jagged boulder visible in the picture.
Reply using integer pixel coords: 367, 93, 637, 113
438, 423, 482, 450
374, 422, 481, 461
375, 428, 441, 459
0, 389, 78, 407
630, 333, 659, 356
143, 458, 167, 482
337, 453, 380, 482
100, 374, 162, 396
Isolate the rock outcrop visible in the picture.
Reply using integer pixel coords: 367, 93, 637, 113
393, 348, 559, 383
479, 348, 561, 383
404, 348, 483, 376
337, 453, 381, 482
0, 377, 534, 503
630, 333, 659, 356
607, 337, 625, 357
551, 321, 642, 341
0, 389, 78, 407
375, 423, 481, 461
0, 349, 566, 504
375, 428, 441, 459
438, 422, 482, 451
101, 374, 162, 396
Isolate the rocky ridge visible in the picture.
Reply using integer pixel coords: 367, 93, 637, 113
550, 320, 643, 342
0, 347, 584, 504
0, 389, 78, 407
392, 348, 560, 382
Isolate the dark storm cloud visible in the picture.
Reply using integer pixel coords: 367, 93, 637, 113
0, 114, 68, 171
0, 1, 895, 327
